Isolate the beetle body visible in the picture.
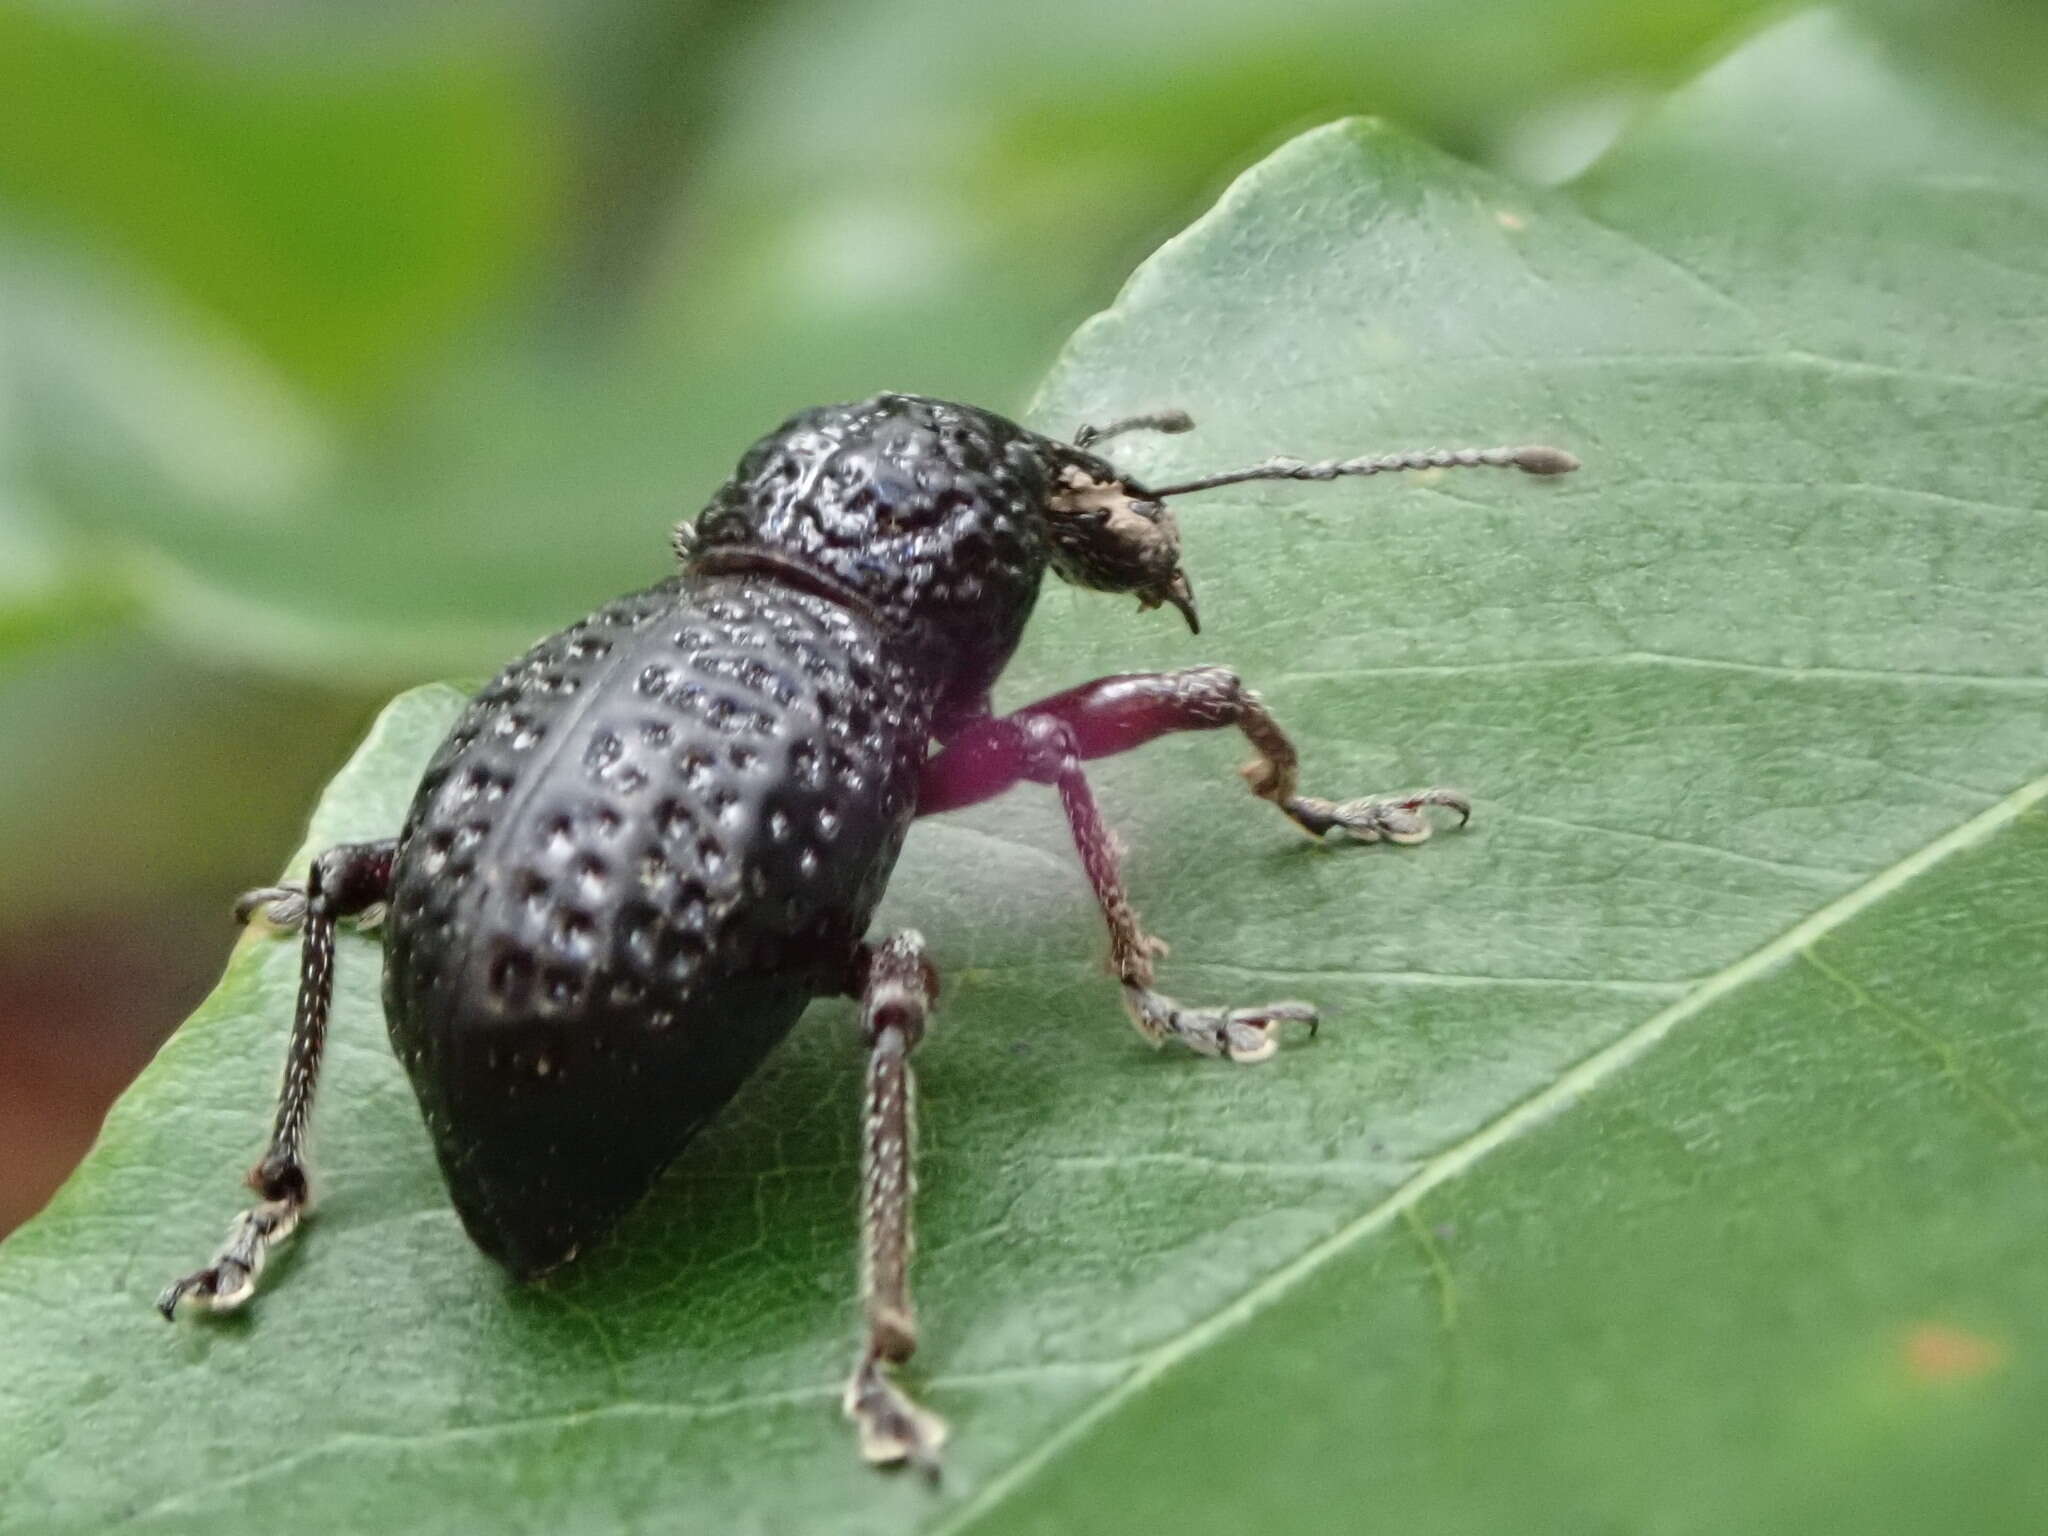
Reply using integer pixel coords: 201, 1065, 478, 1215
163, 388, 1576, 1471
384, 395, 1057, 1275
384, 577, 915, 1274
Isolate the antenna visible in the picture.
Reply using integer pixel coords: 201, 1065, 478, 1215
1147, 443, 1578, 498
1072, 409, 1197, 451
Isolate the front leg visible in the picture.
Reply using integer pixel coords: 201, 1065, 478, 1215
917, 666, 1471, 846
919, 712, 1314, 1063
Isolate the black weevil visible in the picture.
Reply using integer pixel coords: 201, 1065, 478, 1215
160, 392, 1575, 1474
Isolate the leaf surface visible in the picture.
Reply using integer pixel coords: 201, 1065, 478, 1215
2, 12, 2044, 1533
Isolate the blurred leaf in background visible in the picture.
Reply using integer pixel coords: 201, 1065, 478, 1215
3, 0, 1790, 681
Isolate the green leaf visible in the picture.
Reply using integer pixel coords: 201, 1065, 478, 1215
0, 3, 552, 408
3, 9, 2045, 1532
0, 273, 133, 662
0, 432, 125, 663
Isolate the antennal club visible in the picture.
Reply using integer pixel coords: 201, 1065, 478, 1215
1073, 409, 1197, 451
1146, 442, 1579, 498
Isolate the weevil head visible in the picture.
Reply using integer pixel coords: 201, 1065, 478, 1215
1038, 446, 1199, 633
681, 396, 1202, 733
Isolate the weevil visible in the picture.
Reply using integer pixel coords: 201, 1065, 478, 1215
159, 392, 1575, 1473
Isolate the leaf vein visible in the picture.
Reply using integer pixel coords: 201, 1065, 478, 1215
1802, 946, 2044, 1155
1269, 653, 2048, 688
1503, 809, 1859, 882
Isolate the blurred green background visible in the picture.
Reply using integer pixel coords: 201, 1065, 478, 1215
1, 0, 2039, 1234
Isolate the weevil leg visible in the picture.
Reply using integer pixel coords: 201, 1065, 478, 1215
917, 667, 1470, 847
839, 931, 948, 1478
232, 882, 310, 929
918, 714, 1315, 1063
233, 860, 393, 934
159, 839, 396, 1319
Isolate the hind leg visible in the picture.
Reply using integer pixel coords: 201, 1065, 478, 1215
840, 931, 948, 1477
158, 839, 395, 1317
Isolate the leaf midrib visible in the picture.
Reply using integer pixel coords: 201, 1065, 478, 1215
934, 766, 2048, 1533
